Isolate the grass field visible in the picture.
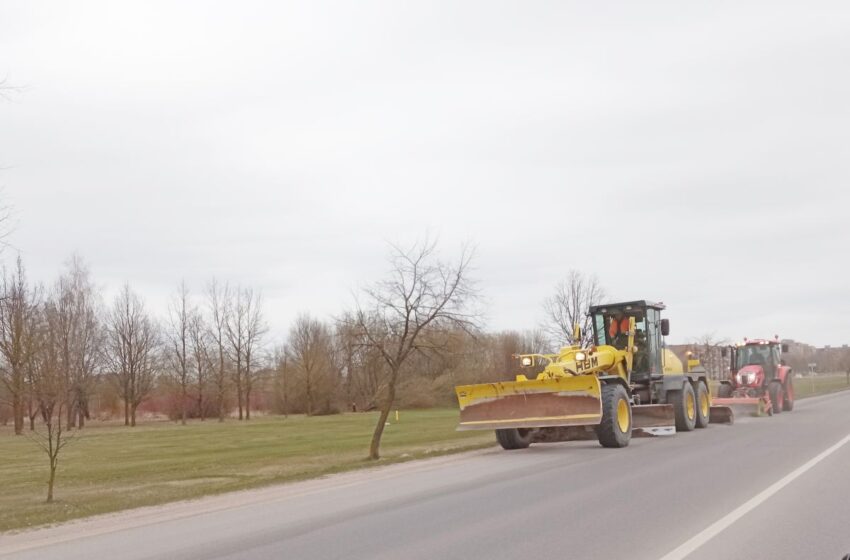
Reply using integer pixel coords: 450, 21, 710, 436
0, 409, 493, 532
790, 373, 850, 399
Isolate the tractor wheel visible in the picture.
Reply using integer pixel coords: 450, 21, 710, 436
671, 383, 697, 432
695, 381, 710, 429
717, 383, 733, 398
769, 382, 783, 415
496, 428, 533, 450
783, 377, 795, 412
596, 383, 632, 448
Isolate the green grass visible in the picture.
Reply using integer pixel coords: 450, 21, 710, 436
791, 374, 850, 399
0, 409, 493, 532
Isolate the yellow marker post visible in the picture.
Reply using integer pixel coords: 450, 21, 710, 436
395, 410, 399, 422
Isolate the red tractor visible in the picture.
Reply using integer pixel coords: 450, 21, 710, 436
715, 337, 795, 416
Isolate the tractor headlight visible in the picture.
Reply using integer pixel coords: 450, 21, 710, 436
521, 357, 533, 367
575, 352, 586, 362
737, 372, 756, 385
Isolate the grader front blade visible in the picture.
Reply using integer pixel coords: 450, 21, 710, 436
455, 376, 603, 431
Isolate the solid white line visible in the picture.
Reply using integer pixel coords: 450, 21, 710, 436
659, 432, 850, 560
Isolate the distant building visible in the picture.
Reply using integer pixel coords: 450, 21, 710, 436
782, 339, 849, 373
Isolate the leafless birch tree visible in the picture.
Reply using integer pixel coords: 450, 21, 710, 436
541, 270, 605, 348
207, 279, 230, 422
188, 308, 212, 421
166, 282, 193, 425
241, 289, 266, 420
51, 256, 101, 429
225, 288, 246, 420
225, 287, 266, 420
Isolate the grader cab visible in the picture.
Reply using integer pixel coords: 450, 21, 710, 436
455, 300, 732, 450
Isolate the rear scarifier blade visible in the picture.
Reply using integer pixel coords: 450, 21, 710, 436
631, 404, 676, 437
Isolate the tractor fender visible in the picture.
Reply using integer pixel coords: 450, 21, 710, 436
776, 366, 792, 385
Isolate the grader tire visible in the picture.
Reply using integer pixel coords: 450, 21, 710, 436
769, 382, 783, 415
496, 428, 533, 450
695, 381, 710, 429
671, 383, 697, 432
596, 383, 632, 448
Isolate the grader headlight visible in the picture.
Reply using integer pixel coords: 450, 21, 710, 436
521, 357, 533, 367
575, 352, 587, 362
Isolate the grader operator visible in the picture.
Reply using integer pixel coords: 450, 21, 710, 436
455, 300, 733, 450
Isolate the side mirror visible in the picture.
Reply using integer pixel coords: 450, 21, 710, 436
781, 344, 789, 353
660, 319, 670, 337
721, 347, 728, 358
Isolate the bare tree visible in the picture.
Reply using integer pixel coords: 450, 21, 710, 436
334, 316, 360, 411
689, 332, 731, 380
0, 257, 41, 435
349, 239, 479, 460
51, 256, 102, 429
103, 285, 159, 426
207, 279, 230, 422
166, 282, 192, 425
287, 314, 335, 415
273, 344, 289, 418
224, 287, 247, 420
541, 270, 605, 348
30, 297, 74, 502
223, 286, 266, 420
188, 308, 212, 421
241, 289, 266, 420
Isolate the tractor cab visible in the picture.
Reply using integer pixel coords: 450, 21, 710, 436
733, 339, 786, 381
589, 300, 670, 382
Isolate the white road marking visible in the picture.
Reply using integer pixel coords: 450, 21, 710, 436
659, 432, 850, 560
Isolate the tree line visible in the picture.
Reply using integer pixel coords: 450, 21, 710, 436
0, 241, 611, 500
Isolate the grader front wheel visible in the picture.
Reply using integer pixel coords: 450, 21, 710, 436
597, 383, 632, 448
496, 428, 533, 450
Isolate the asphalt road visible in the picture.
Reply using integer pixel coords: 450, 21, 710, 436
2, 390, 849, 560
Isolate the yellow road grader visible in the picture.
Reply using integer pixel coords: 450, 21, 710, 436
455, 300, 732, 449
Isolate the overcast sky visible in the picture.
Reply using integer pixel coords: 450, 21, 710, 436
1, 1, 849, 347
